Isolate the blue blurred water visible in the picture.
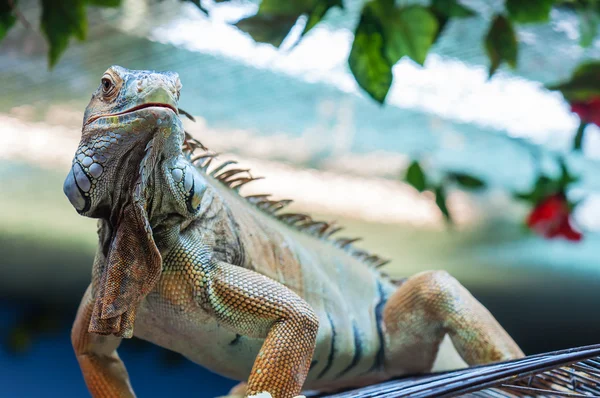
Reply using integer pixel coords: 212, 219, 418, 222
0, 304, 237, 398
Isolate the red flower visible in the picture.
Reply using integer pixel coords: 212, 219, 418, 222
571, 96, 600, 126
526, 194, 582, 241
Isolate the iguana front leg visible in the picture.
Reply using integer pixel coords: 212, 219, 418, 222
72, 285, 135, 398
206, 261, 319, 398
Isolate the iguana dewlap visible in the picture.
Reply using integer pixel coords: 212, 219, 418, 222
65, 66, 523, 398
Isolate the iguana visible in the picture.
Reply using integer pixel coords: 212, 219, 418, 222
64, 66, 524, 398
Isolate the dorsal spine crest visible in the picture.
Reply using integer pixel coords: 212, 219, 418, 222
181, 134, 390, 270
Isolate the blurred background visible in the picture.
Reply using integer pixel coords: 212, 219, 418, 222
2, 0, 600, 396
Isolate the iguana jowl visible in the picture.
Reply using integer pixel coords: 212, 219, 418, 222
64, 66, 524, 398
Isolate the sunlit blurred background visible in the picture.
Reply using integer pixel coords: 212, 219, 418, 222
2, 0, 600, 396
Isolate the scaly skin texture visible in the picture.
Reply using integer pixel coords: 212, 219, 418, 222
65, 66, 524, 398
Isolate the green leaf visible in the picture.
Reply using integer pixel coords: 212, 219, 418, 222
506, 0, 554, 23
184, 0, 208, 15
431, 12, 449, 43
383, 6, 438, 66
514, 175, 555, 204
536, 175, 559, 196
514, 192, 533, 202
573, 121, 588, 151
348, 1, 437, 102
301, 0, 343, 37
40, 0, 87, 68
448, 172, 486, 189
485, 14, 518, 77
558, 157, 579, 187
430, 0, 475, 41
235, 16, 297, 47
431, 0, 475, 18
348, 3, 393, 103
435, 185, 452, 223
234, 0, 314, 47
405, 161, 427, 192
578, 5, 600, 47
0, 0, 17, 41
547, 61, 600, 102
513, 166, 578, 205
87, 0, 121, 6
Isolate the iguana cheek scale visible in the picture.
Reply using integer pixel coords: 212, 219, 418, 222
66, 66, 524, 398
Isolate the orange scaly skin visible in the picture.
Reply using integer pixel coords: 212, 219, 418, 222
65, 66, 524, 398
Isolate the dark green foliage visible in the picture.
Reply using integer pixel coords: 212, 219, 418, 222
578, 3, 600, 47
383, 5, 438, 66
515, 175, 556, 204
349, 1, 438, 102
234, 15, 296, 47
403, 161, 481, 225
234, 0, 343, 47
485, 15, 518, 77
4, 0, 597, 110
573, 121, 588, 151
87, 0, 122, 6
506, 0, 554, 23
547, 61, 600, 102
555, 0, 600, 47
234, 2, 301, 47
0, 0, 17, 41
348, 3, 393, 103
1, 0, 122, 66
41, 0, 87, 68
515, 158, 578, 204
430, 0, 475, 40
301, 0, 343, 37
431, 0, 475, 18
558, 158, 579, 186
404, 160, 427, 192
448, 172, 486, 189
435, 185, 452, 223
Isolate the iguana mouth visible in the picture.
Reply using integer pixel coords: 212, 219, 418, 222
85, 103, 178, 126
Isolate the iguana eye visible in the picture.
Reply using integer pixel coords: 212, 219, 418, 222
101, 76, 115, 96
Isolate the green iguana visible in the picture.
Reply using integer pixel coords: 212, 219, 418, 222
64, 66, 523, 398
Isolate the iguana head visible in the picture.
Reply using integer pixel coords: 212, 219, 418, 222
64, 65, 182, 216
64, 66, 185, 338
